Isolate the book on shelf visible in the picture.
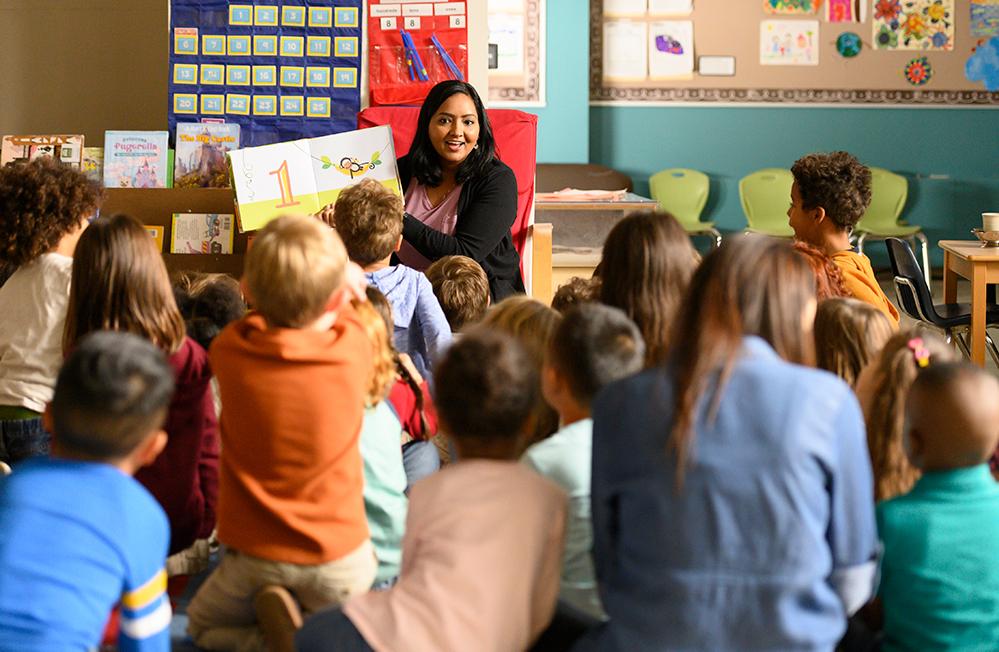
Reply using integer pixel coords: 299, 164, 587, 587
82, 147, 103, 184
103, 131, 169, 188
170, 213, 234, 255
174, 122, 241, 188
0, 134, 84, 168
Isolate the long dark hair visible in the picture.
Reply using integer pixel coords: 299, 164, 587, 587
668, 236, 816, 486
409, 81, 497, 187
599, 212, 698, 367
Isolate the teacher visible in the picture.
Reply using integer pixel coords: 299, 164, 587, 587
395, 80, 524, 301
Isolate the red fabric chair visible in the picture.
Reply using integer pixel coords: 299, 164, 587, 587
357, 106, 538, 286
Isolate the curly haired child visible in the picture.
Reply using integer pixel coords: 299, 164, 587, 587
0, 157, 101, 465
854, 329, 957, 501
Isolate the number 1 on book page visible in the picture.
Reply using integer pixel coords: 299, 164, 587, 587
270, 160, 300, 208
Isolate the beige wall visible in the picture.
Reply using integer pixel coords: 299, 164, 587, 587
0, 1, 488, 148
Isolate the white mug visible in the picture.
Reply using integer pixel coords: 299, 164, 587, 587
985, 213, 999, 232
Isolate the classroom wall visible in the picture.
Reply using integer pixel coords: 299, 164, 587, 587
520, 0, 590, 164
590, 106, 999, 267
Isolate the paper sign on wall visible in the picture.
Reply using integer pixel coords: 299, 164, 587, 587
649, 21, 694, 78
760, 20, 819, 65
603, 20, 649, 80
228, 125, 401, 232
649, 0, 693, 15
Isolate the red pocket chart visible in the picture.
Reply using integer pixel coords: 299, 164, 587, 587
368, 1, 469, 106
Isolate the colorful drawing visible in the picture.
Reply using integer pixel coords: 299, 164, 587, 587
649, 21, 694, 78
904, 56, 933, 84
826, 0, 864, 21
873, 0, 954, 50
764, 0, 821, 15
760, 20, 820, 65
972, 0, 999, 37
836, 32, 863, 57
170, 213, 234, 254
656, 35, 684, 54
319, 151, 384, 179
966, 36, 999, 90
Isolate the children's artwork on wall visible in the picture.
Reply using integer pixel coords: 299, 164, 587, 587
826, 0, 866, 22
227, 125, 401, 232
966, 36, 999, 89
873, 0, 954, 51
760, 20, 820, 65
836, 32, 863, 57
649, 21, 694, 78
763, 0, 821, 15
0, 135, 84, 168
904, 55, 933, 84
604, 0, 648, 16
603, 20, 649, 79
971, 0, 999, 37
649, 0, 693, 15
168, 0, 363, 147
170, 213, 235, 254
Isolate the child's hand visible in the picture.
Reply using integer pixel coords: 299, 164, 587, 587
344, 262, 368, 303
315, 203, 336, 228
398, 353, 424, 385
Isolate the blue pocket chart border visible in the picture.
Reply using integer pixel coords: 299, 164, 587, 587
168, 0, 363, 147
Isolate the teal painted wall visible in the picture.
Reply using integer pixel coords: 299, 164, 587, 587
521, 0, 589, 163
589, 106, 999, 265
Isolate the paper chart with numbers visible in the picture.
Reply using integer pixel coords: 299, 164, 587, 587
227, 125, 402, 232
168, 1, 363, 147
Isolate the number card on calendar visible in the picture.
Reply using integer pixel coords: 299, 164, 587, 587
228, 125, 402, 232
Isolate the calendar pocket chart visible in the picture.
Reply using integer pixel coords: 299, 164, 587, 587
228, 125, 402, 232
168, 0, 363, 147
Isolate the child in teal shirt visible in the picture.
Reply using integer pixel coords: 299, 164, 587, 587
877, 361, 999, 651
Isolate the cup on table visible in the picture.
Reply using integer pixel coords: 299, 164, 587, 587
984, 212, 999, 233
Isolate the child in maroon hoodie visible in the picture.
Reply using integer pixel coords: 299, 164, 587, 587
63, 213, 219, 558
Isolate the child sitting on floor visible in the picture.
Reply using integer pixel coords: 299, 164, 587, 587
523, 303, 644, 619
334, 178, 452, 378
855, 329, 957, 501
551, 276, 600, 314
186, 215, 375, 652
877, 361, 999, 650
788, 151, 900, 326
0, 157, 100, 465
172, 271, 246, 353
0, 331, 174, 650
814, 297, 894, 387
424, 255, 490, 332
296, 328, 568, 652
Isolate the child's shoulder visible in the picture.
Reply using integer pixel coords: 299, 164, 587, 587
831, 249, 874, 272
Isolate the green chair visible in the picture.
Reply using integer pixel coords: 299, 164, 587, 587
854, 167, 929, 287
738, 168, 795, 238
649, 168, 721, 248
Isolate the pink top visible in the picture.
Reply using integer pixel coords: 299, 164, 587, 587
397, 179, 464, 271
344, 460, 567, 652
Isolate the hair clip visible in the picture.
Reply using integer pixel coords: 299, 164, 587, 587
907, 338, 930, 368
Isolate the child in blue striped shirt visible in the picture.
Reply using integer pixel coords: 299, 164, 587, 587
0, 331, 175, 651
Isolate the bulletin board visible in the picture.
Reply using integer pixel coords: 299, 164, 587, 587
488, 0, 546, 104
590, 0, 999, 105
168, 1, 363, 147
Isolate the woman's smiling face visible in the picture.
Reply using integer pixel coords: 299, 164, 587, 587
428, 92, 480, 171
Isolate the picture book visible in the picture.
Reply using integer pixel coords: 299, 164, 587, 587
170, 213, 235, 254
103, 131, 169, 188
227, 125, 401, 232
0, 135, 84, 168
174, 122, 241, 188
145, 225, 165, 252
82, 147, 103, 185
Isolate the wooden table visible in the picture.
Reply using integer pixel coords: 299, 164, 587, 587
940, 240, 999, 365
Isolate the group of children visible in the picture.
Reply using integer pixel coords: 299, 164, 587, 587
0, 150, 996, 652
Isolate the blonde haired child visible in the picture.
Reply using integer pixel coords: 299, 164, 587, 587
815, 298, 894, 387
187, 214, 375, 651
481, 296, 562, 446
854, 328, 958, 501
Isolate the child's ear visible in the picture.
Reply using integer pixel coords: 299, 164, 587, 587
324, 286, 351, 313
394, 234, 403, 253
813, 205, 827, 223
136, 430, 168, 469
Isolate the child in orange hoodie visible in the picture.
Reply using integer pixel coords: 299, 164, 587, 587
186, 215, 375, 651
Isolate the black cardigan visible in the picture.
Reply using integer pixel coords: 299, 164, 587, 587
398, 154, 525, 301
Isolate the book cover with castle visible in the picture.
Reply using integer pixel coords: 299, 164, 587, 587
174, 123, 241, 188
103, 131, 169, 188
